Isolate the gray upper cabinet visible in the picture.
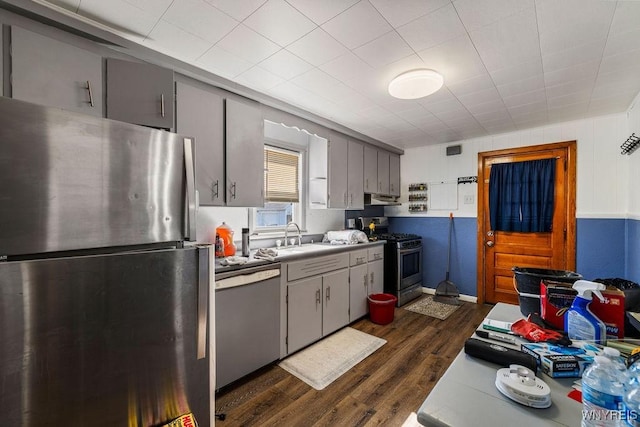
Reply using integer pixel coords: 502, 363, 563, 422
377, 150, 390, 195
327, 132, 349, 209
225, 98, 264, 207
11, 26, 103, 117
389, 153, 400, 197
363, 145, 378, 193
106, 58, 174, 128
176, 81, 224, 206
347, 140, 364, 209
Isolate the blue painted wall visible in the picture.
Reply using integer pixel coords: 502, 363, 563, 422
386, 216, 632, 297
627, 219, 640, 284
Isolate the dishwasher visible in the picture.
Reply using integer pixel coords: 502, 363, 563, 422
215, 263, 281, 389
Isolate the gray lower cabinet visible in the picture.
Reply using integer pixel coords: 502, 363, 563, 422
349, 246, 384, 322
106, 58, 174, 128
390, 153, 400, 197
287, 276, 323, 354
11, 26, 103, 116
368, 258, 384, 295
349, 262, 369, 322
322, 269, 350, 336
225, 98, 264, 207
176, 81, 224, 206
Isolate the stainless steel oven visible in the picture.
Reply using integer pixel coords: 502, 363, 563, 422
357, 216, 424, 307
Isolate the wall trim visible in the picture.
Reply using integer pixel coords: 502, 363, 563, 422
421, 286, 477, 304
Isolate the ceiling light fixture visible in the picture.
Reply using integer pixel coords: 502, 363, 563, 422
388, 69, 444, 99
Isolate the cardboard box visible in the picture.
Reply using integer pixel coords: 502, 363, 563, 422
521, 341, 602, 378
162, 413, 198, 427
540, 281, 625, 339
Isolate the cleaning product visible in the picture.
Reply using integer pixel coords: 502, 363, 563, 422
565, 280, 607, 344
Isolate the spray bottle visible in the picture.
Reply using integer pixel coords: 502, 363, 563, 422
564, 280, 607, 344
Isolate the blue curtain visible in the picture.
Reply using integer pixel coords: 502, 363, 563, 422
489, 159, 556, 232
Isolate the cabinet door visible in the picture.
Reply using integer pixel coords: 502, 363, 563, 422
327, 133, 348, 208
349, 263, 369, 321
322, 269, 350, 336
377, 150, 390, 195
347, 140, 364, 209
225, 98, 264, 207
287, 277, 323, 354
389, 153, 400, 197
11, 26, 103, 117
363, 145, 378, 193
176, 82, 225, 206
106, 58, 174, 128
368, 259, 384, 295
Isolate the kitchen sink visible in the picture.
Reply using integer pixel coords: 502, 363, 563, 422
274, 243, 337, 257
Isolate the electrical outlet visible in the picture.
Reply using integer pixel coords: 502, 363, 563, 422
464, 195, 475, 204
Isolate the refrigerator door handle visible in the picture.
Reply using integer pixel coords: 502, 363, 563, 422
197, 245, 211, 360
184, 137, 197, 241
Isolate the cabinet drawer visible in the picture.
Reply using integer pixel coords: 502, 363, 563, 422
349, 249, 368, 266
287, 254, 349, 281
368, 246, 384, 262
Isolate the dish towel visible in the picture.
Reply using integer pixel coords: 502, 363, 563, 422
220, 256, 249, 266
254, 248, 278, 261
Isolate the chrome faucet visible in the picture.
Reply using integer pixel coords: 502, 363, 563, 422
284, 222, 302, 247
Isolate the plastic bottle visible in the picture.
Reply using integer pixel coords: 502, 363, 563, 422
624, 359, 640, 427
603, 348, 628, 379
581, 355, 625, 427
565, 280, 607, 344
241, 228, 250, 257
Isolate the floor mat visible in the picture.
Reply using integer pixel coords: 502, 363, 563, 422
278, 327, 386, 390
403, 294, 461, 320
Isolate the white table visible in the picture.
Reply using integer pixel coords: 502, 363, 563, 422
416, 303, 582, 427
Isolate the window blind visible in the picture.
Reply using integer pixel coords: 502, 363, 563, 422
264, 146, 299, 202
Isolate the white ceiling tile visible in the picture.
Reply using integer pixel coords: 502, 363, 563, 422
543, 61, 599, 87
496, 74, 544, 98
321, 1, 392, 49
77, 0, 172, 38
268, 81, 317, 107
291, 68, 341, 96
416, 35, 486, 85
465, 98, 506, 115
286, 28, 349, 66
216, 24, 280, 63
547, 92, 590, 109
547, 103, 589, 121
508, 101, 547, 119
285, 0, 359, 25
369, 0, 450, 27
542, 39, 606, 72
257, 49, 314, 80
236, 66, 285, 91
489, 59, 544, 86
472, 108, 512, 123
354, 31, 413, 68
145, 20, 212, 61
588, 97, 633, 115
457, 87, 501, 108
162, 0, 238, 44
599, 49, 640, 76
204, 0, 267, 21
502, 89, 546, 108
243, 0, 316, 46
453, 0, 533, 32
196, 45, 253, 78
319, 52, 374, 82
545, 79, 593, 100
447, 73, 495, 97
468, 7, 540, 72
325, 87, 372, 110
603, 27, 640, 58
397, 3, 466, 52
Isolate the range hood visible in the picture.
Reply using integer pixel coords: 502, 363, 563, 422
364, 193, 401, 206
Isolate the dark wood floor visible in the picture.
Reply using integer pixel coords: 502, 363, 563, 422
215, 296, 493, 426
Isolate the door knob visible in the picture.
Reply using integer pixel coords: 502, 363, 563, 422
486, 241, 494, 247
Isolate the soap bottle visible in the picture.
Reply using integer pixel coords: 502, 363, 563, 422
565, 280, 607, 344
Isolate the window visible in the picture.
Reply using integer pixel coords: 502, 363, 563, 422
252, 145, 305, 233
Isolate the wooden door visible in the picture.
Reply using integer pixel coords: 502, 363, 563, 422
477, 141, 576, 305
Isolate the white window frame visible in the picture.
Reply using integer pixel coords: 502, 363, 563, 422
250, 139, 307, 235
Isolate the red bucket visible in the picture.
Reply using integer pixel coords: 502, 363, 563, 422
368, 293, 397, 325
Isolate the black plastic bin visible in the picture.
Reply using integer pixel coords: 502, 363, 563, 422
512, 267, 582, 317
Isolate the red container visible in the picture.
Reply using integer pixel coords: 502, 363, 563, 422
368, 293, 397, 325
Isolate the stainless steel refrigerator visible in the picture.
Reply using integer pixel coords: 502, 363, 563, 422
0, 97, 214, 426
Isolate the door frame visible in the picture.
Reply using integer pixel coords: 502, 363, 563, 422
476, 141, 577, 304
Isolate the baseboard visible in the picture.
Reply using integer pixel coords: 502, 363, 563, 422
421, 286, 477, 303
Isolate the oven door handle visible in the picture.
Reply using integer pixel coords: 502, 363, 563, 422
397, 246, 422, 255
